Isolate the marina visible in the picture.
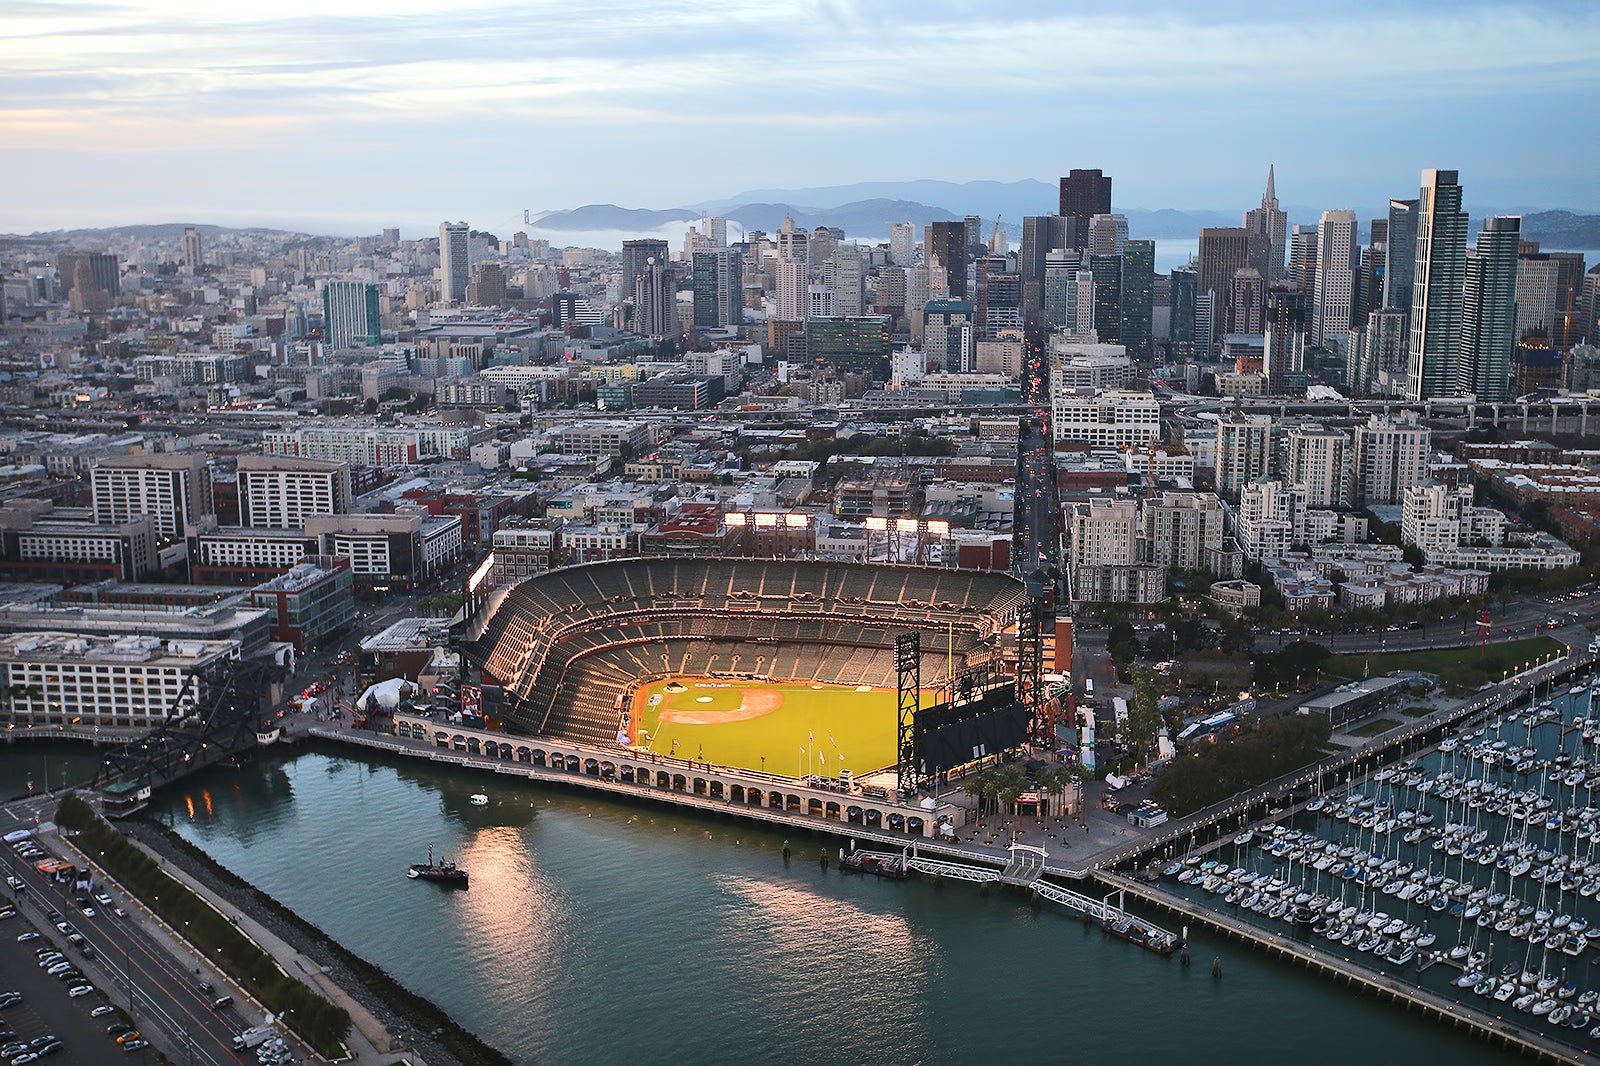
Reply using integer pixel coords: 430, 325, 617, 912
1128, 668, 1600, 1061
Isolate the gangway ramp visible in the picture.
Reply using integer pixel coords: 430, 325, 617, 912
1032, 880, 1109, 921
906, 857, 1000, 883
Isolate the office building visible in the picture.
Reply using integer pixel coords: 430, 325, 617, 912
1059, 170, 1112, 250
692, 248, 743, 330
1351, 412, 1430, 506
236, 456, 353, 530
322, 280, 381, 348
1243, 165, 1288, 282
1088, 214, 1128, 256
1118, 240, 1155, 361
437, 222, 470, 303
247, 556, 356, 652
974, 256, 1021, 338
1313, 210, 1358, 348
1198, 228, 1252, 348
925, 221, 968, 299
1288, 225, 1318, 294
1516, 250, 1560, 342
805, 316, 891, 378
1091, 254, 1121, 344
1456, 216, 1521, 401
631, 252, 677, 339
1020, 215, 1071, 326
56, 252, 119, 302
827, 244, 865, 316
1169, 268, 1197, 358
774, 259, 806, 321
1215, 412, 1273, 503
924, 300, 975, 373
91, 453, 214, 541
1405, 169, 1470, 400
1263, 285, 1309, 395
1052, 389, 1161, 447
1385, 199, 1419, 316
182, 226, 204, 271
889, 222, 917, 267
0, 632, 240, 728
1230, 268, 1266, 336
1044, 253, 1093, 334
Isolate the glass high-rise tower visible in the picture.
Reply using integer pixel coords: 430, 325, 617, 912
1405, 169, 1469, 400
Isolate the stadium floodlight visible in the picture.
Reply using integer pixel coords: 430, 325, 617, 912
895, 519, 919, 532
927, 521, 950, 535
725, 513, 747, 526
754, 513, 779, 527
864, 516, 888, 531
783, 514, 807, 527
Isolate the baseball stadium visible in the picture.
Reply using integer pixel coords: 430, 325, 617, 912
468, 559, 1029, 786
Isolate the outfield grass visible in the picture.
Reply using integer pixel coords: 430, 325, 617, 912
1326, 635, 1564, 694
631, 678, 922, 777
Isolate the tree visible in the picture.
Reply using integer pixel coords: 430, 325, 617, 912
1126, 667, 1163, 763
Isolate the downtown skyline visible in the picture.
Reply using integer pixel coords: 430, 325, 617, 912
4, 0, 1599, 235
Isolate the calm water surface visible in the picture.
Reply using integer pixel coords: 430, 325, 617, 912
95, 745, 1511, 1064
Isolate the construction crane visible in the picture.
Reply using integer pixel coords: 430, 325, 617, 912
988, 214, 1005, 254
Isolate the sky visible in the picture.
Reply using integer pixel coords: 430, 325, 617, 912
3, 0, 1598, 236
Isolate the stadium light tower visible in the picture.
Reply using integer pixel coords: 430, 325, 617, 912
896, 633, 921, 799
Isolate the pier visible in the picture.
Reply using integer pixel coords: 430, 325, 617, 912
1100, 872, 1589, 1063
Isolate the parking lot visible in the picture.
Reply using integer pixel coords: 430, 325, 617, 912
0, 906, 144, 1065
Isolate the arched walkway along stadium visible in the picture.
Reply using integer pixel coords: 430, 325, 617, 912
469, 559, 1027, 748
391, 711, 949, 837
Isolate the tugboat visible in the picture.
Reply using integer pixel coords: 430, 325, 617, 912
408, 844, 468, 888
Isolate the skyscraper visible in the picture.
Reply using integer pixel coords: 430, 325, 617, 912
974, 257, 1022, 339
1059, 170, 1112, 250
439, 221, 470, 303
925, 221, 968, 299
1215, 412, 1273, 503
1455, 216, 1521, 401
1118, 240, 1155, 360
692, 248, 743, 330
1020, 215, 1070, 327
1169, 267, 1197, 358
1090, 254, 1121, 344
182, 226, 204, 271
1384, 199, 1419, 314
1243, 165, 1288, 283
56, 251, 119, 301
1087, 214, 1129, 256
924, 300, 975, 372
1288, 225, 1319, 294
1312, 209, 1358, 348
1264, 286, 1310, 394
1229, 268, 1266, 336
633, 255, 677, 340
1197, 228, 1252, 352
774, 259, 805, 322
828, 244, 866, 316
889, 222, 917, 267
322, 281, 381, 348
1405, 169, 1469, 400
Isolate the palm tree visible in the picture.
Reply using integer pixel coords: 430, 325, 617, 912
996, 764, 1027, 815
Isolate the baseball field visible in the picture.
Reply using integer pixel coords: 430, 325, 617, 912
630, 677, 926, 778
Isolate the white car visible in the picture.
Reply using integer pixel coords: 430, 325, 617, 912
67, 984, 94, 998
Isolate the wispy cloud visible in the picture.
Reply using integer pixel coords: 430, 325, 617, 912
2, 1, 1596, 229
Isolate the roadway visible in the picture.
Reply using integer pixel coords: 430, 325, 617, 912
0, 800, 265, 1066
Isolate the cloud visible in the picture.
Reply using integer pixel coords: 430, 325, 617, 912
2, 1, 1596, 227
